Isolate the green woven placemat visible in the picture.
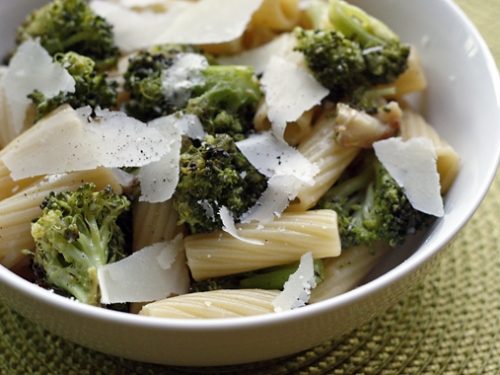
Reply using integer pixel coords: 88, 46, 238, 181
1, 1, 499, 374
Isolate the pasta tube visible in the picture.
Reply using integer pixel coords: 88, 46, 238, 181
185, 210, 341, 281
252, 0, 300, 32
289, 109, 360, 211
0, 168, 122, 269
400, 109, 460, 193
310, 244, 390, 303
140, 289, 279, 319
393, 46, 427, 96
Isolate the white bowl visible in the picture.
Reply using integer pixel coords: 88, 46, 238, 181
0, 0, 499, 367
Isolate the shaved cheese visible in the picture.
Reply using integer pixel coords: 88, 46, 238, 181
198, 200, 216, 222
236, 131, 319, 184
98, 235, 189, 304
162, 53, 209, 108
138, 115, 183, 203
157, 0, 263, 45
373, 137, 444, 217
220, 206, 264, 246
90, 1, 186, 52
175, 114, 206, 140
1, 106, 169, 180
241, 175, 302, 224
2, 40, 75, 135
111, 168, 136, 188
272, 252, 316, 312
261, 56, 328, 139
218, 34, 296, 75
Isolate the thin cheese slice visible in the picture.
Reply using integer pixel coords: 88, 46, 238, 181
220, 206, 264, 246
1, 106, 169, 180
373, 137, 444, 217
90, 1, 187, 52
261, 56, 328, 139
241, 175, 303, 224
272, 252, 316, 312
218, 34, 296, 75
138, 116, 183, 203
236, 131, 319, 184
98, 235, 189, 304
2, 39, 75, 135
156, 0, 263, 45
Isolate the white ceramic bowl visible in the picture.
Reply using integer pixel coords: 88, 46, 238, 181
0, 0, 499, 367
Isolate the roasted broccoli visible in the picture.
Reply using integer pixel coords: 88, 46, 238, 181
173, 134, 267, 234
16, 0, 119, 70
295, 28, 366, 99
191, 260, 325, 292
316, 153, 431, 248
28, 52, 118, 121
124, 45, 262, 137
329, 0, 410, 84
31, 184, 131, 305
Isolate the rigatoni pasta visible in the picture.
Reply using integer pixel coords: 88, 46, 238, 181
185, 210, 341, 280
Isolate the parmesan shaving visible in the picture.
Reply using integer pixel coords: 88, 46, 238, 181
1, 106, 169, 180
241, 175, 303, 224
138, 116, 183, 203
98, 235, 189, 304
236, 131, 319, 184
261, 56, 328, 139
156, 0, 263, 45
218, 34, 296, 75
373, 137, 444, 217
272, 252, 316, 312
2, 39, 75, 135
219, 206, 264, 246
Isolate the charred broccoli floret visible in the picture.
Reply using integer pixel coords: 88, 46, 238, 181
173, 134, 267, 234
28, 52, 118, 121
124, 45, 262, 137
329, 0, 410, 84
316, 153, 431, 248
124, 44, 201, 122
16, 0, 119, 70
295, 28, 366, 99
31, 184, 130, 305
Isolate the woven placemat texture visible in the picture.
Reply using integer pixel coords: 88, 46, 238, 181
1, 1, 499, 374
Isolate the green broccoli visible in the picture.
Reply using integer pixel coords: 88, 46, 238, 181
173, 134, 267, 234
349, 86, 396, 115
16, 0, 119, 70
329, 0, 410, 84
316, 153, 431, 248
31, 184, 131, 305
295, 28, 366, 99
28, 52, 118, 121
191, 260, 325, 292
124, 45, 262, 137
124, 44, 201, 122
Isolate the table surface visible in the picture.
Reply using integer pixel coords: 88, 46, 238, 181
1, 1, 500, 374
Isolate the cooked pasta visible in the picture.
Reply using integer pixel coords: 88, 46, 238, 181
0, 168, 122, 269
0, 81, 16, 149
185, 210, 341, 280
288, 108, 361, 211
140, 289, 279, 318
393, 46, 427, 96
132, 200, 182, 251
400, 108, 460, 193
0, 156, 42, 201
310, 244, 390, 303
252, 0, 300, 32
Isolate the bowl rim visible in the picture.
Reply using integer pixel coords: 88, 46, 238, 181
1, 0, 500, 333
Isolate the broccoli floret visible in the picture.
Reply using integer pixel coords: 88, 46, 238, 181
316, 153, 431, 248
28, 52, 118, 121
185, 65, 263, 138
124, 45, 262, 137
295, 28, 366, 99
191, 260, 325, 292
16, 0, 119, 70
124, 44, 201, 122
173, 134, 267, 234
329, 0, 410, 84
349, 86, 396, 115
31, 184, 131, 305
